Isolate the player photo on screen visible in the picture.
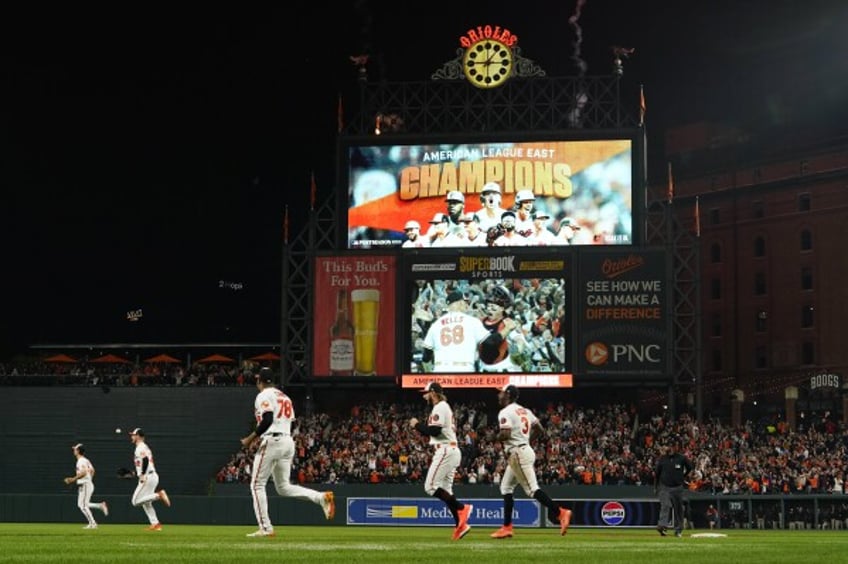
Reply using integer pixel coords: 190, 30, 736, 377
346, 138, 634, 249
408, 278, 568, 374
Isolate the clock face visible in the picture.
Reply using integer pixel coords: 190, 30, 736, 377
463, 39, 513, 89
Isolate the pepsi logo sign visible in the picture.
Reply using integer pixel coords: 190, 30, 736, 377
601, 501, 626, 526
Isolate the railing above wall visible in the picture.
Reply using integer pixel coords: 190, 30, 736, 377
343, 76, 635, 136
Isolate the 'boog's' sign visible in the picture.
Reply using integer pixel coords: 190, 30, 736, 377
810, 373, 841, 390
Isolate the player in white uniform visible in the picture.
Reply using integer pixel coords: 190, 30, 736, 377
64, 443, 108, 529
401, 220, 428, 248
129, 428, 171, 531
513, 189, 536, 237
409, 381, 473, 541
528, 210, 559, 245
458, 214, 488, 246
422, 291, 490, 373
490, 385, 572, 538
240, 368, 335, 538
473, 182, 509, 234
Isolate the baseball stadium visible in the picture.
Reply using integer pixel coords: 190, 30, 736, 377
3, 7, 848, 564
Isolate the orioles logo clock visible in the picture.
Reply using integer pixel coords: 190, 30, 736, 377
463, 38, 513, 89
458, 26, 517, 89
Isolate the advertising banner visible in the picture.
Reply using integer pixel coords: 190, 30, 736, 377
346, 497, 659, 528
312, 255, 397, 377
346, 497, 541, 527
545, 499, 660, 528
577, 249, 669, 380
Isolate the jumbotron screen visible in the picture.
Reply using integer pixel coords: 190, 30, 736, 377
400, 252, 574, 388
343, 134, 637, 250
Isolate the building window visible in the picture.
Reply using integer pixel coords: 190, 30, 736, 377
755, 345, 767, 369
710, 243, 721, 263
712, 348, 722, 372
802, 342, 815, 365
709, 208, 720, 225
754, 272, 767, 295
756, 310, 767, 332
754, 236, 766, 257
801, 267, 813, 290
711, 313, 722, 337
752, 200, 764, 218
799, 193, 811, 212
802, 305, 814, 328
711, 278, 721, 300
801, 229, 813, 251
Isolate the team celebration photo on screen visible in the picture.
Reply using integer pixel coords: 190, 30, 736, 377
408, 277, 568, 375
346, 138, 633, 249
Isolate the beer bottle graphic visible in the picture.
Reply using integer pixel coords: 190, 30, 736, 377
329, 289, 354, 375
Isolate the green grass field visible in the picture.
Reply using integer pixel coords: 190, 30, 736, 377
1, 524, 846, 563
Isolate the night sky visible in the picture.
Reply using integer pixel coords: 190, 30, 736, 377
3, 1, 847, 359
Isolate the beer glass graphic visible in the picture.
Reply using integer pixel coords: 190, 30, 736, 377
351, 289, 380, 375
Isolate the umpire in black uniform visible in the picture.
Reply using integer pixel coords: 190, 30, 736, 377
654, 436, 694, 537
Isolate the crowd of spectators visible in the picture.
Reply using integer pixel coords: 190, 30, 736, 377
0, 361, 258, 387
215, 399, 848, 504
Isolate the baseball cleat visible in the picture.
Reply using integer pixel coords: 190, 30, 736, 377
322, 491, 335, 520
83, 524, 98, 529
246, 529, 276, 537
656, 525, 667, 536
559, 508, 572, 536
146, 523, 163, 531
158, 489, 171, 507
101, 502, 109, 517
452, 523, 471, 541
490, 525, 513, 539
457, 503, 473, 529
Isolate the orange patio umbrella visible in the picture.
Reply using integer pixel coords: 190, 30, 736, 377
249, 352, 281, 361
196, 353, 234, 363
144, 353, 182, 364
90, 353, 131, 364
44, 353, 78, 363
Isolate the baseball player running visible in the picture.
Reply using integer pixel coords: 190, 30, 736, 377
422, 291, 490, 373
409, 381, 473, 541
64, 443, 108, 529
241, 368, 335, 538
129, 428, 171, 531
491, 385, 571, 538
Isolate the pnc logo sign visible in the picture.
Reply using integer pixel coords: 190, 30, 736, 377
585, 342, 662, 366
585, 342, 608, 365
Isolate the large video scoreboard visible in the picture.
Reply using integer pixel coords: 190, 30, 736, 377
309, 129, 669, 388
341, 131, 639, 250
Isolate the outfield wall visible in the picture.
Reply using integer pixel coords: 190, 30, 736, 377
0, 387, 256, 496
2, 486, 845, 530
